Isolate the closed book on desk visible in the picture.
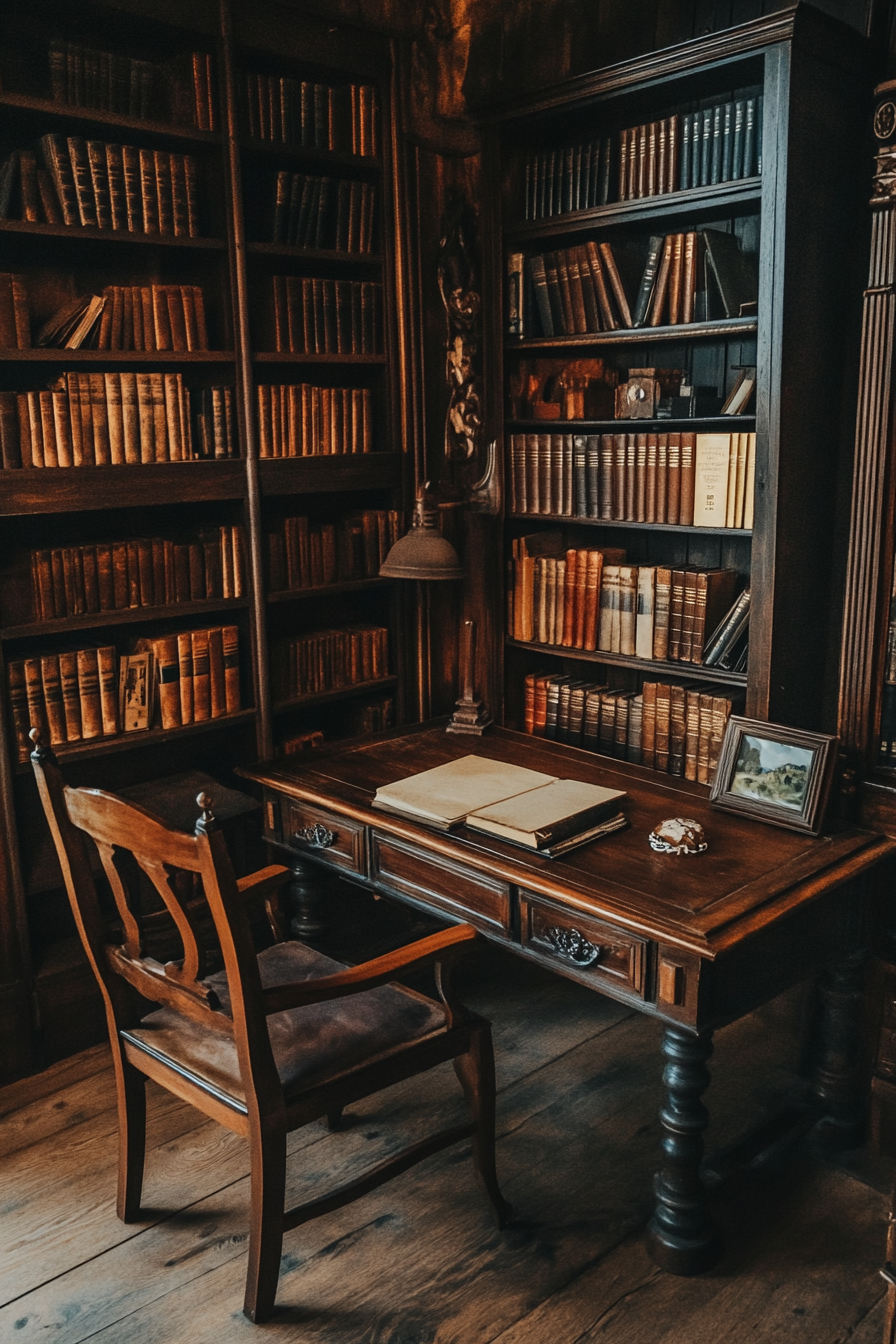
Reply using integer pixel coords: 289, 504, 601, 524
373, 754, 557, 829
466, 777, 627, 850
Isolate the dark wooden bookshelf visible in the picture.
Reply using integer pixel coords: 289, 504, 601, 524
12, 708, 258, 774
0, 0, 409, 1078
505, 638, 748, 685
272, 674, 398, 714
471, 5, 869, 806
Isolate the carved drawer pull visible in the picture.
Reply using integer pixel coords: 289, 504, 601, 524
544, 926, 601, 966
292, 823, 335, 849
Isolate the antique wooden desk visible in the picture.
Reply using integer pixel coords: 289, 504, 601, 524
239, 724, 896, 1274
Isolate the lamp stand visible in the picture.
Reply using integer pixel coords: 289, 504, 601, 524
446, 619, 491, 735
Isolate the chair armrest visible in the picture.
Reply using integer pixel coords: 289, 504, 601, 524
236, 865, 290, 902
262, 923, 478, 1014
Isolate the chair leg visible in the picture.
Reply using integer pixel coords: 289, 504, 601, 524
244, 1126, 287, 1324
453, 1023, 513, 1228
115, 1054, 147, 1223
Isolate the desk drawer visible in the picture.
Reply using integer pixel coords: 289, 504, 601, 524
370, 833, 511, 937
283, 799, 366, 875
519, 890, 646, 998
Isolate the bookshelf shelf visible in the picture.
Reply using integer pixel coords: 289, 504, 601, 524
1, 597, 250, 641
267, 578, 391, 604
272, 675, 398, 714
505, 637, 748, 685
0, 462, 247, 516
507, 513, 751, 536
12, 708, 258, 775
507, 177, 763, 241
0, 349, 235, 364
0, 90, 223, 145
508, 317, 758, 351
0, 219, 227, 250
257, 453, 402, 495
253, 351, 388, 364
248, 243, 382, 265
507, 416, 755, 430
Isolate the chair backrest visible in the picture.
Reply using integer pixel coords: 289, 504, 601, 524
30, 732, 282, 1105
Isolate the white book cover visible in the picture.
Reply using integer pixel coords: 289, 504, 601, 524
467, 777, 627, 845
693, 433, 732, 527
373, 755, 557, 827
636, 566, 655, 660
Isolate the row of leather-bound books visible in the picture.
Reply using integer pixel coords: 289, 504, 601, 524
618, 98, 761, 201
266, 510, 403, 592
508, 432, 756, 530
29, 525, 245, 622
256, 384, 373, 457
1, 276, 209, 352
7, 624, 240, 760
270, 625, 389, 701
48, 40, 216, 130
0, 274, 29, 349
271, 277, 382, 355
243, 71, 379, 157
271, 171, 376, 253
1, 135, 202, 236
522, 137, 614, 220
522, 670, 740, 783
0, 376, 236, 469
508, 538, 740, 666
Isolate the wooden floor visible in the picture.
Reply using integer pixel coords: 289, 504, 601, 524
0, 942, 891, 1343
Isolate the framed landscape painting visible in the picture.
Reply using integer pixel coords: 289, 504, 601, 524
709, 716, 838, 836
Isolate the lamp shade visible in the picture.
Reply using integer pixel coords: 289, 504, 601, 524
379, 487, 463, 581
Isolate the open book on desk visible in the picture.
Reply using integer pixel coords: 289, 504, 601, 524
372, 754, 627, 856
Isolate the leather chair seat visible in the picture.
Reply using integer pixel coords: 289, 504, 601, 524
122, 940, 447, 1113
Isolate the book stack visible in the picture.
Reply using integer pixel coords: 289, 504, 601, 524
143, 626, 241, 730
256, 384, 373, 456
272, 276, 382, 354
0, 274, 30, 348
0, 372, 199, 468
523, 671, 740, 782
244, 73, 378, 156
522, 229, 757, 337
47, 41, 216, 129
193, 388, 237, 460
270, 625, 389, 701
30, 526, 246, 621
678, 97, 762, 191
35, 284, 209, 351
9, 645, 119, 759
20, 135, 201, 236
618, 116, 680, 200
266, 509, 403, 591
523, 138, 612, 219
509, 535, 743, 666
272, 172, 376, 253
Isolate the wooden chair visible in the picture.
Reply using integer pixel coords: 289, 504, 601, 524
30, 731, 512, 1323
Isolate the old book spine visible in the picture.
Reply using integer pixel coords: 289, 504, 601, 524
669, 684, 687, 776
667, 232, 684, 325
67, 137, 97, 226
667, 433, 681, 525
583, 550, 603, 652
668, 568, 687, 661
77, 647, 103, 739
679, 432, 696, 526
653, 566, 671, 660
655, 682, 671, 772
152, 635, 181, 729
39, 391, 59, 468
39, 134, 79, 226
139, 148, 159, 233
191, 627, 210, 720
88, 373, 111, 464
154, 151, 174, 236
176, 631, 194, 724
41, 655, 67, 745
697, 692, 714, 784
640, 681, 657, 770
222, 624, 240, 713
97, 645, 118, 735
680, 570, 698, 662
624, 433, 636, 521
86, 140, 111, 229
618, 565, 637, 655
682, 231, 697, 325
647, 234, 673, 327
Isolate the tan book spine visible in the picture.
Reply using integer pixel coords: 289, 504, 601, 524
743, 433, 756, 529
152, 285, 173, 350
135, 373, 155, 463
697, 691, 714, 784
67, 136, 98, 227
583, 550, 603, 652
636, 566, 655, 660
86, 140, 111, 229
97, 645, 118, 735
656, 434, 668, 523
562, 549, 577, 646
208, 627, 226, 717
519, 556, 535, 644
149, 373, 167, 461
177, 632, 194, 724
669, 683, 687, 776
618, 565, 637, 655
163, 374, 183, 461
708, 695, 732, 783
154, 151, 174, 236
693, 433, 732, 527
725, 430, 739, 528
77, 647, 103, 739
654, 682, 671, 772
27, 392, 45, 468
170, 153, 188, 237
24, 658, 49, 748
684, 689, 701, 781
54, 651, 81, 744
640, 681, 657, 770
88, 373, 111, 465
668, 567, 688, 661
680, 570, 698, 662
39, 391, 59, 467
682, 231, 697, 324
647, 234, 673, 326
41, 655, 67, 745
667, 232, 684, 325
191, 628, 211, 720
139, 149, 159, 233
667, 432, 681, 525
121, 144, 141, 232
679, 432, 696, 526
573, 547, 588, 648
116, 373, 138, 464
222, 625, 240, 713
105, 373, 124, 464
598, 241, 632, 327
653, 566, 671, 660
152, 635, 181, 729
534, 557, 548, 644
140, 287, 154, 349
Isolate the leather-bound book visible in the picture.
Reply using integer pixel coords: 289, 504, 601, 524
573, 547, 588, 648
523, 672, 539, 734
207, 627, 226, 718
66, 137, 97, 226
635, 433, 648, 521
39, 134, 79, 226
653, 566, 672, 660
647, 235, 673, 326
640, 681, 657, 769
618, 565, 638, 655
583, 687, 603, 750
614, 693, 632, 759
565, 248, 588, 334
618, 128, 629, 200
612, 434, 626, 521
646, 121, 657, 197
584, 241, 616, 330
120, 144, 141, 231
105, 143, 125, 231
191, 628, 211, 721
139, 148, 159, 233
645, 433, 658, 522
682, 232, 697, 324
24, 657, 49, 745
0, 391, 21, 469
680, 570, 698, 662
598, 242, 633, 327
691, 568, 738, 664
149, 372, 167, 460
666, 433, 681, 525
41, 655, 67, 745
183, 155, 200, 236
583, 550, 604, 652
632, 235, 664, 328
624, 433, 636, 521
38, 392, 58, 468
667, 233, 684, 325
586, 436, 600, 518
77, 648, 103, 739
697, 691, 715, 784
57, 651, 82, 743
654, 682, 671, 772
576, 246, 600, 332
599, 435, 614, 519
636, 566, 655, 660
533, 675, 550, 736
655, 433, 668, 522
134, 372, 153, 463
555, 251, 575, 336
598, 562, 618, 652
669, 684, 687, 776
176, 632, 194, 724
528, 254, 554, 337
97, 645, 118, 735
666, 114, 680, 192
86, 141, 111, 229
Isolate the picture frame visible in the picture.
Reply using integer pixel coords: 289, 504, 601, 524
709, 716, 838, 836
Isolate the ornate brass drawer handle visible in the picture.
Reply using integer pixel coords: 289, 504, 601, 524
292, 824, 335, 849
544, 926, 602, 966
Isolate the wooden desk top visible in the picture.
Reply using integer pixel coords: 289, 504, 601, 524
240, 725, 896, 960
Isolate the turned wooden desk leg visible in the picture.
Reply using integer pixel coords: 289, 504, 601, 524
287, 854, 328, 945
646, 1024, 722, 1275
811, 948, 867, 1151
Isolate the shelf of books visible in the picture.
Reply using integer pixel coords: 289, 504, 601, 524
480, 8, 868, 793
0, 0, 409, 1075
